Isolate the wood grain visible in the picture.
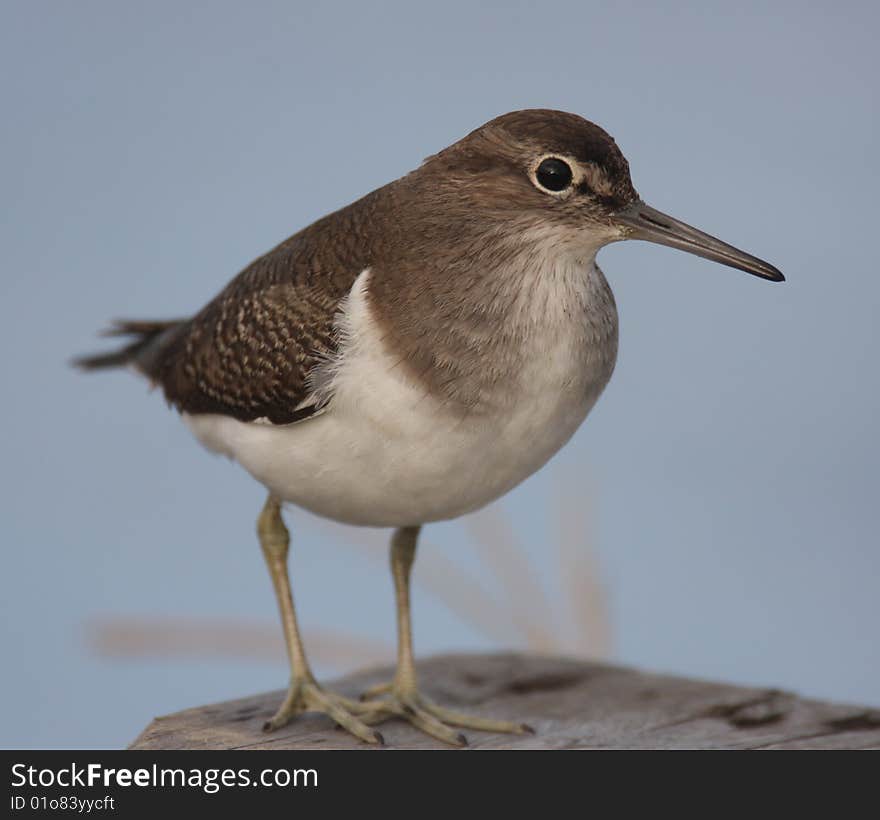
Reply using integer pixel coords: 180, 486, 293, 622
130, 653, 880, 750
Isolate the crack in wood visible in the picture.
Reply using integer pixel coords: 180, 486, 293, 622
822, 710, 880, 733
504, 671, 588, 695
652, 689, 794, 731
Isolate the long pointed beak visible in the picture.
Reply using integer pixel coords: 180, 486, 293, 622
614, 200, 784, 282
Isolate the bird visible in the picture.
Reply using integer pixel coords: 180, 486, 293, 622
76, 109, 784, 746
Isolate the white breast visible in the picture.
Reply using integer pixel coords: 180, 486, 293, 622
184, 263, 616, 527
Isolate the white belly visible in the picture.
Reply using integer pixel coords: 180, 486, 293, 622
184, 266, 615, 527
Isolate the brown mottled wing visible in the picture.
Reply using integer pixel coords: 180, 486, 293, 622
151, 241, 363, 425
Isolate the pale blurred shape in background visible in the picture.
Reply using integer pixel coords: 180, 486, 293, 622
88, 496, 611, 667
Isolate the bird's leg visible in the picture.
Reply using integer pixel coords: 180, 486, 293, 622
356, 525, 532, 746
257, 495, 381, 744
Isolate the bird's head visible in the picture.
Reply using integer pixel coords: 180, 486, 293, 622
416, 109, 783, 282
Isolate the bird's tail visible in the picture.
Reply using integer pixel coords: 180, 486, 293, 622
73, 319, 186, 375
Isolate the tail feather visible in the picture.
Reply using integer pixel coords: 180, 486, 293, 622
73, 319, 185, 373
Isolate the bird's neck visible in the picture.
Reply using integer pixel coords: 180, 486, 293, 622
368, 223, 619, 413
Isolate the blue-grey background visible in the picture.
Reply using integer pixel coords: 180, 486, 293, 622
2, 1, 878, 749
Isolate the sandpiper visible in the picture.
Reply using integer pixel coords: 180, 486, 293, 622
77, 109, 784, 746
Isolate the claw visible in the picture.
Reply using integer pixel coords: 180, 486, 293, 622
265, 679, 379, 744
356, 683, 531, 746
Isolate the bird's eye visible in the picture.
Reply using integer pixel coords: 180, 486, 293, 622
535, 158, 573, 192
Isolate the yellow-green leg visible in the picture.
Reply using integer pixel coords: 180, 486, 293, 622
258, 495, 381, 744
357, 525, 533, 746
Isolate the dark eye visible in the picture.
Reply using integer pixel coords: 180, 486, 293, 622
535, 157, 573, 192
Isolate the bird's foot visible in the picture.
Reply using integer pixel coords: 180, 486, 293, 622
263, 677, 382, 745
356, 681, 533, 746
